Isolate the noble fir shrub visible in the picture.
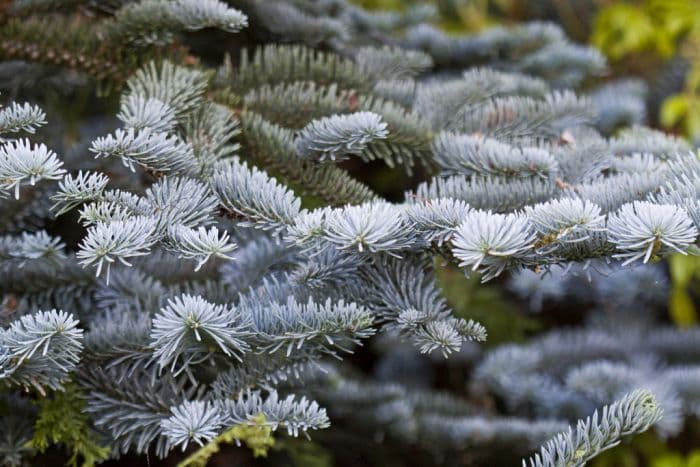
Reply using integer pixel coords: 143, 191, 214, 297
0, 1, 697, 466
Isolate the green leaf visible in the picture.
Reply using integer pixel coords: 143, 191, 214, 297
685, 103, 700, 139
652, 453, 688, 467
280, 438, 333, 467
669, 254, 700, 286
689, 451, 700, 467
661, 95, 690, 129
592, 4, 657, 60
669, 286, 698, 326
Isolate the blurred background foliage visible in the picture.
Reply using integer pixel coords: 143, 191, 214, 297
359, 0, 700, 139
350, 1, 700, 465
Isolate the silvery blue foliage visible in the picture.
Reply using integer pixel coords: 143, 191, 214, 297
284, 207, 333, 248
0, 101, 46, 134
403, 197, 471, 246
572, 171, 667, 213
211, 159, 302, 231
251, 1, 348, 47
82, 366, 199, 457
166, 225, 237, 271
0, 408, 33, 467
473, 290, 699, 440
652, 159, 700, 231
515, 41, 606, 88
564, 361, 683, 436
458, 67, 549, 98
608, 201, 698, 265
0, 309, 83, 393
355, 46, 434, 80
507, 265, 574, 313
593, 264, 669, 310
150, 294, 250, 373
0, 230, 65, 268
324, 202, 413, 254
1, 2, 699, 465
453, 90, 593, 138
295, 111, 389, 162
432, 132, 557, 179
609, 126, 690, 158
452, 211, 535, 281
247, 296, 374, 356
289, 246, 363, 292
170, 0, 248, 33
413, 174, 555, 212
117, 95, 176, 133
144, 176, 219, 231
508, 261, 671, 316
77, 216, 158, 281
411, 320, 471, 356
124, 61, 208, 118
0, 139, 65, 199
525, 389, 662, 467
51, 171, 110, 216
589, 79, 647, 134
611, 153, 662, 174
90, 128, 196, 174
219, 389, 330, 436
525, 198, 605, 250
311, 370, 567, 455
663, 367, 700, 417
160, 400, 222, 451
361, 256, 486, 356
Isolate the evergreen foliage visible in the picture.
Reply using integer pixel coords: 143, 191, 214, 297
0, 1, 697, 466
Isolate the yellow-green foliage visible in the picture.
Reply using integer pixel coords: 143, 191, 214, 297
281, 438, 334, 467
668, 253, 700, 326
591, 432, 673, 467
177, 414, 275, 467
593, 1, 700, 138
590, 428, 700, 467
652, 450, 700, 467
660, 68, 700, 137
591, 1, 691, 60
29, 384, 110, 467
